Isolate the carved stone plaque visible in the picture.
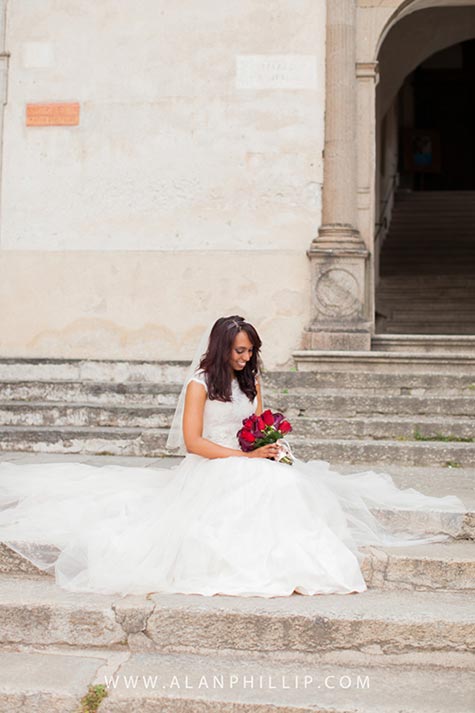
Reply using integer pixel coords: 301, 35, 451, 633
236, 55, 318, 90
26, 103, 80, 127
315, 268, 360, 317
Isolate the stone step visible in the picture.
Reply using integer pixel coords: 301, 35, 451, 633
380, 257, 474, 264
2, 538, 473, 592
377, 294, 475, 302
392, 214, 475, 219
395, 204, 475, 210
382, 310, 475, 320
96, 652, 475, 712
388, 220, 475, 227
5, 405, 473, 434
264, 370, 474, 393
0, 574, 473, 658
0, 358, 189, 383
381, 239, 475, 246
2, 371, 474, 403
377, 280, 474, 290
290, 415, 474, 440
372, 332, 475, 354
377, 274, 473, 283
380, 253, 475, 264
381, 248, 475, 254
0, 649, 109, 713
0, 402, 175, 428
396, 195, 475, 200
5, 426, 471, 467
394, 206, 475, 211
380, 257, 474, 263
377, 294, 475, 303
379, 267, 475, 273
380, 318, 475, 326
0, 574, 125, 648
396, 190, 475, 196
291, 437, 475, 468
3, 375, 474, 403
380, 258, 475, 263
380, 268, 475, 275
379, 316, 475, 326
360, 541, 475, 592
393, 206, 475, 211
377, 305, 475, 314
13, 366, 466, 392
4, 429, 473, 463
1, 648, 473, 713
293, 348, 475, 371
0, 380, 182, 405
2, 395, 474, 427
272, 393, 475, 417
394, 209, 475, 214
387, 229, 475, 235
379, 324, 475, 335
376, 291, 475, 300
396, 195, 475, 198
379, 253, 475, 260
328, 395, 461, 421
0, 425, 169, 457
395, 206, 475, 211
381, 243, 475, 249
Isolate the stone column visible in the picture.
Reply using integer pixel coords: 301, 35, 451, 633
0, 1, 9, 248
356, 60, 379, 331
303, 0, 371, 351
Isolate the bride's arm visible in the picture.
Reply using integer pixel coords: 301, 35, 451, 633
182, 381, 279, 460
255, 375, 263, 416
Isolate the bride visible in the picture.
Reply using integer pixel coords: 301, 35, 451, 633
0, 315, 466, 598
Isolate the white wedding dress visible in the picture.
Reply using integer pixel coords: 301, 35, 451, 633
0, 371, 466, 598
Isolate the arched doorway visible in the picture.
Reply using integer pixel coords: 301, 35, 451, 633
373, 6, 475, 336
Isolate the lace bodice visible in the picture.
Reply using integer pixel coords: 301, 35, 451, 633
188, 371, 257, 449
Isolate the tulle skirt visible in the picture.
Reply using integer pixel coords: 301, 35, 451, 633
0, 454, 466, 598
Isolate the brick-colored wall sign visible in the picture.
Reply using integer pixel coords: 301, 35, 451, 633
26, 102, 80, 127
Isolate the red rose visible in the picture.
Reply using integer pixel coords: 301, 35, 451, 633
257, 416, 266, 431
261, 409, 274, 426
279, 420, 292, 434
241, 430, 256, 443
243, 418, 254, 429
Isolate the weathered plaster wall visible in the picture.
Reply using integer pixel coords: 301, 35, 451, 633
0, 250, 309, 367
0, 0, 326, 367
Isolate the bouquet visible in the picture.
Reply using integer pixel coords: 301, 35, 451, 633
237, 409, 294, 465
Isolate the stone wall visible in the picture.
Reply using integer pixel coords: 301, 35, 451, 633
0, 0, 326, 368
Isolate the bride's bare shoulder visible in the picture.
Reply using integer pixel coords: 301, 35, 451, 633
187, 369, 207, 388
186, 371, 208, 399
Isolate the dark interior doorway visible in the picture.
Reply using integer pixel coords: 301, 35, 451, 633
376, 39, 475, 336
399, 39, 475, 191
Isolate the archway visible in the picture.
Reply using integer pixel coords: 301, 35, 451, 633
373, 5, 475, 335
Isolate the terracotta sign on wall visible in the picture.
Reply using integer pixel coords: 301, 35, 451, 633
26, 102, 80, 127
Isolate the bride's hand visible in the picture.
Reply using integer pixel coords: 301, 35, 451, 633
247, 443, 281, 460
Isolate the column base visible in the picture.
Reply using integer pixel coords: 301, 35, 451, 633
304, 224, 371, 351
302, 322, 372, 351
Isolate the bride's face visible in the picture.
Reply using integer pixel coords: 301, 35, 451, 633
229, 330, 254, 372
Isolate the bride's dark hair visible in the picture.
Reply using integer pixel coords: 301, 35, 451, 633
199, 315, 262, 402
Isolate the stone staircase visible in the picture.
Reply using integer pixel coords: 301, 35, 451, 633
0, 352, 474, 710
1, 353, 474, 467
376, 190, 475, 335
0, 455, 474, 711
